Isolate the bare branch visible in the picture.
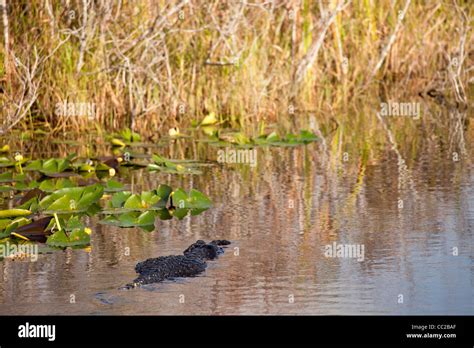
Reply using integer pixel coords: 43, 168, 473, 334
369, 0, 411, 81
292, 1, 350, 93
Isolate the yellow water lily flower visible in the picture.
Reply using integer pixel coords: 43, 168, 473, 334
169, 127, 180, 137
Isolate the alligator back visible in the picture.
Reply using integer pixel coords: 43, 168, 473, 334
123, 239, 231, 289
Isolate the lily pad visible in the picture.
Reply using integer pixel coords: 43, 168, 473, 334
0, 156, 28, 168
24, 154, 76, 176
0, 209, 32, 218
148, 154, 204, 175
0, 217, 31, 239
106, 184, 172, 211
171, 188, 212, 210
100, 210, 158, 229
39, 184, 104, 213
46, 216, 92, 247
46, 228, 91, 247
9, 216, 53, 242
110, 128, 141, 147
254, 130, 319, 146
104, 179, 125, 192
0, 172, 27, 183
38, 178, 75, 192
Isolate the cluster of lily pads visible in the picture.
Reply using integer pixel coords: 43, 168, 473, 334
189, 113, 319, 147
101, 186, 211, 231
0, 181, 212, 251
107, 115, 319, 149
0, 150, 213, 251
0, 119, 318, 256
199, 129, 319, 147
0, 153, 123, 178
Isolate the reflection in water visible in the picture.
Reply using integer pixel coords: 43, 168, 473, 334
0, 111, 472, 315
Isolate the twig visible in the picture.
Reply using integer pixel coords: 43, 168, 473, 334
77, 0, 90, 73
369, 0, 411, 81
292, 0, 350, 94
0, 0, 9, 74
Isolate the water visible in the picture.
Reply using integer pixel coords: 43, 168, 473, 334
0, 130, 472, 315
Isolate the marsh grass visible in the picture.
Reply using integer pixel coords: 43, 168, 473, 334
0, 0, 472, 158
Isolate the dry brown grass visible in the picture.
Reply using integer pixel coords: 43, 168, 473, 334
0, 0, 472, 150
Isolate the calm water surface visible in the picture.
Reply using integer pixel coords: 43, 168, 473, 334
0, 130, 472, 315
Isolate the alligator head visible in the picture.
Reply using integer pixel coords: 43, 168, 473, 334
183, 239, 231, 260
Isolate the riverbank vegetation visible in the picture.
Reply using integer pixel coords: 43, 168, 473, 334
0, 1, 472, 163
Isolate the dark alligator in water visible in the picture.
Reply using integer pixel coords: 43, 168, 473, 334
123, 240, 231, 289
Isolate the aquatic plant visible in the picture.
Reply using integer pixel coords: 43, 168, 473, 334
100, 185, 212, 229
38, 184, 104, 213
24, 154, 76, 177
2, 0, 469, 155
110, 128, 142, 147
202, 129, 319, 147
0, 182, 213, 243
45, 216, 91, 247
148, 154, 207, 175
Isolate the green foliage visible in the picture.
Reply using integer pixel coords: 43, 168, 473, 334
39, 184, 104, 213
100, 185, 211, 228
46, 216, 91, 247
110, 128, 141, 147
0, 217, 31, 239
148, 154, 205, 174
24, 154, 76, 176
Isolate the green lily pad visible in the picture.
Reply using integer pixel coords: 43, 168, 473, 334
110, 128, 141, 147
120, 128, 141, 142
154, 184, 172, 208
256, 130, 318, 146
205, 129, 318, 147
0, 217, 31, 239
148, 154, 204, 174
123, 194, 144, 209
38, 178, 75, 192
99, 210, 158, 229
24, 154, 76, 176
106, 185, 173, 211
104, 179, 125, 192
101, 185, 209, 223
171, 188, 212, 209
0, 209, 32, 218
46, 228, 91, 247
39, 184, 104, 212
0, 185, 13, 192
0, 172, 27, 183
45, 216, 91, 247
0, 156, 28, 168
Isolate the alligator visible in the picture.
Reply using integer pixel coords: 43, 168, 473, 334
123, 240, 231, 289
